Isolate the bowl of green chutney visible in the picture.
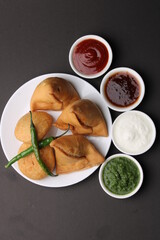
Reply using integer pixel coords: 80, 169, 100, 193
99, 154, 143, 199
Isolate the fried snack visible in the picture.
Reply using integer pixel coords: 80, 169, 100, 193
53, 99, 108, 137
50, 135, 104, 174
18, 143, 55, 180
30, 77, 80, 111
15, 111, 53, 143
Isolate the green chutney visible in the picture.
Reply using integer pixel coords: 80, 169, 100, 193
102, 157, 140, 195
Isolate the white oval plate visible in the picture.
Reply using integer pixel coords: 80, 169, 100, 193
0, 73, 112, 187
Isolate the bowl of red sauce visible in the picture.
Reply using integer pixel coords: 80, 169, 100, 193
100, 67, 145, 112
69, 35, 113, 79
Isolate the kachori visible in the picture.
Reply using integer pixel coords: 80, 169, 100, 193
15, 111, 53, 143
18, 143, 55, 180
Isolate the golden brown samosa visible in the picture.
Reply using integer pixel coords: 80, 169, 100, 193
53, 99, 108, 137
15, 111, 53, 143
18, 143, 55, 180
50, 135, 104, 174
30, 77, 80, 111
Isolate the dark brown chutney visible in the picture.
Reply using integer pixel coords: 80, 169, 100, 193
105, 72, 140, 107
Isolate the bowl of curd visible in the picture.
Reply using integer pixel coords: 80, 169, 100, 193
112, 110, 156, 155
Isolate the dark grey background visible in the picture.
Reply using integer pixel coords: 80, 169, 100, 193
0, 0, 160, 240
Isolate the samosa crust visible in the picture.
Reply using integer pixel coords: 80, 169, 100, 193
53, 99, 108, 137
30, 77, 80, 111
50, 135, 105, 174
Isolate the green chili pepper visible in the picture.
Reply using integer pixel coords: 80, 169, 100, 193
5, 137, 54, 169
5, 117, 70, 171
30, 111, 55, 176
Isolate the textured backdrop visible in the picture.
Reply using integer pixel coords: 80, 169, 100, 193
0, 1, 160, 240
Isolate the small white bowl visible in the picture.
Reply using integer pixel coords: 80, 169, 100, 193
100, 67, 145, 112
112, 111, 156, 155
69, 35, 113, 79
99, 153, 143, 199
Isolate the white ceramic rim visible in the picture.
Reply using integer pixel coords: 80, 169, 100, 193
99, 153, 143, 199
112, 110, 156, 155
100, 67, 145, 112
69, 35, 113, 79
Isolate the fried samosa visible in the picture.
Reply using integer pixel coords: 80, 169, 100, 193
15, 111, 53, 143
30, 77, 80, 111
53, 99, 108, 137
50, 135, 104, 174
18, 143, 55, 180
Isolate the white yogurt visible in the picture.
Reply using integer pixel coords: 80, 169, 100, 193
112, 111, 156, 155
